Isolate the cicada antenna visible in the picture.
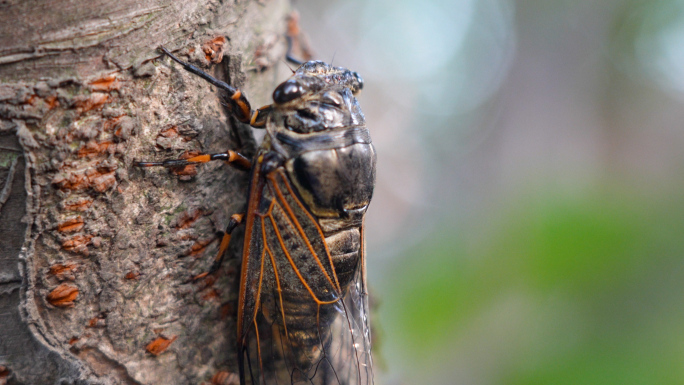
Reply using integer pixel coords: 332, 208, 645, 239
282, 58, 297, 74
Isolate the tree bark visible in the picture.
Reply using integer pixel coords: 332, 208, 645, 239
0, 0, 291, 384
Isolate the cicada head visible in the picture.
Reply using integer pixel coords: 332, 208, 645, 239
270, 61, 365, 133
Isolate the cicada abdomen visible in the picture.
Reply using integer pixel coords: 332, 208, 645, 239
237, 61, 375, 385
138, 47, 375, 385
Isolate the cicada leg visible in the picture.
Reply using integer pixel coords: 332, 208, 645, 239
210, 213, 244, 273
160, 47, 274, 128
192, 213, 244, 280
135, 150, 251, 171
285, 11, 312, 65
250, 104, 273, 128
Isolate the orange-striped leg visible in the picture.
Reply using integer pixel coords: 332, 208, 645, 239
250, 104, 273, 128
160, 47, 274, 128
136, 150, 251, 171
209, 213, 244, 274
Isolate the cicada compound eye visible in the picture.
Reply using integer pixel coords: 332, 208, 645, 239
273, 79, 304, 104
353, 72, 364, 92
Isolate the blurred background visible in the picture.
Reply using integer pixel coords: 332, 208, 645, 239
295, 0, 684, 384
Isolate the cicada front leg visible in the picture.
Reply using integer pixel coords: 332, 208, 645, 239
209, 213, 244, 273
135, 150, 251, 171
160, 47, 274, 128
191, 213, 244, 280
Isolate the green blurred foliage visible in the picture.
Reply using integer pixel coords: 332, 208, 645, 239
379, 188, 684, 384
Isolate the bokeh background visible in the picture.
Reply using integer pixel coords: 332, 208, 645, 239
296, 1, 684, 384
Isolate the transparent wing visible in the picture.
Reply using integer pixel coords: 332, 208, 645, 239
238, 168, 373, 385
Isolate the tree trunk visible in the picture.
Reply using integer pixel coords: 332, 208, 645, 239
0, 1, 291, 383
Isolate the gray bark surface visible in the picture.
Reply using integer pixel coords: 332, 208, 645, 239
0, 0, 291, 383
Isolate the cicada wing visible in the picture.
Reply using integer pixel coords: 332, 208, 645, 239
317, 225, 373, 385
239, 168, 373, 385
237, 157, 275, 385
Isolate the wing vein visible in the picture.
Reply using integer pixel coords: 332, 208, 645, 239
266, 211, 337, 305
268, 172, 341, 292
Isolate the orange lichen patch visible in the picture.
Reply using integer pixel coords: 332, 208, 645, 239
78, 140, 113, 158
195, 274, 216, 290
68, 337, 79, 345
174, 208, 204, 229
90, 75, 121, 92
200, 288, 219, 301
87, 316, 106, 328
172, 164, 197, 177
49, 263, 78, 280
47, 283, 79, 307
52, 172, 89, 191
102, 115, 124, 131
158, 126, 178, 138
75, 92, 110, 113
212, 371, 239, 385
62, 235, 92, 253
46, 95, 58, 109
62, 197, 94, 211
146, 336, 177, 356
108, 115, 131, 138
189, 238, 217, 258
58, 216, 84, 233
203, 36, 227, 63
124, 271, 139, 280
90, 171, 116, 192
53, 169, 117, 192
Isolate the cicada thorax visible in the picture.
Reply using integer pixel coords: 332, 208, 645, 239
238, 63, 375, 384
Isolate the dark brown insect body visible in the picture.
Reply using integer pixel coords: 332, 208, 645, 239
239, 61, 375, 385
139, 49, 375, 385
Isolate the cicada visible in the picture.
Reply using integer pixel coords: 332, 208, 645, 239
138, 42, 375, 385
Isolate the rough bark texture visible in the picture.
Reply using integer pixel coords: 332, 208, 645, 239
0, 1, 291, 384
